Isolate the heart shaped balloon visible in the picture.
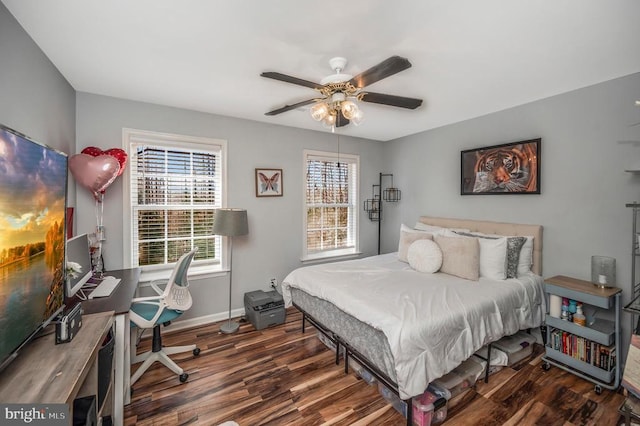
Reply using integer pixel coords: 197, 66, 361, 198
104, 148, 128, 176
81, 146, 103, 157
69, 154, 120, 197
81, 146, 128, 176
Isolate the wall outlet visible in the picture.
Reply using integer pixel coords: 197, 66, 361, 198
270, 278, 277, 289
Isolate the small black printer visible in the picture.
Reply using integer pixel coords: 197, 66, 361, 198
244, 290, 286, 330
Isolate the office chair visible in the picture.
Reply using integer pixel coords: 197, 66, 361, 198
129, 248, 201, 385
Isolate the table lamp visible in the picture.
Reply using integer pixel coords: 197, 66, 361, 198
213, 208, 249, 334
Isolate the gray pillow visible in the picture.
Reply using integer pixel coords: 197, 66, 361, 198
506, 237, 526, 278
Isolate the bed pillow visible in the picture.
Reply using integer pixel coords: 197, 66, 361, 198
398, 224, 433, 263
434, 235, 480, 281
450, 231, 507, 280
407, 239, 443, 273
517, 236, 534, 276
477, 237, 507, 280
413, 223, 445, 233
506, 236, 527, 278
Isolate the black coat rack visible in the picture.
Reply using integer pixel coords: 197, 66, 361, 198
364, 173, 401, 254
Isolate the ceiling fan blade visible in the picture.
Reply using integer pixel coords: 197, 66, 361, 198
360, 92, 423, 109
261, 72, 324, 90
349, 56, 412, 88
265, 98, 317, 116
336, 111, 350, 127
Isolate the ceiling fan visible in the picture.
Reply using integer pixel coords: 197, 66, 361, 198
260, 56, 423, 128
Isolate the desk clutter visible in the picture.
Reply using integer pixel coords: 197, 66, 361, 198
244, 290, 285, 330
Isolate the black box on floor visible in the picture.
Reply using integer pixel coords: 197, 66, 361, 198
244, 290, 285, 330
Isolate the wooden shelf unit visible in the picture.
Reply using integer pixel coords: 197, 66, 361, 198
0, 311, 115, 422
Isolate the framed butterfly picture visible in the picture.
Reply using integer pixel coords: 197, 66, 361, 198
255, 168, 283, 197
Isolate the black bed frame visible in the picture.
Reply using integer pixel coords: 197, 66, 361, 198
294, 302, 493, 426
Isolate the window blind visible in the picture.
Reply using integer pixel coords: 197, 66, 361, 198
304, 151, 358, 259
130, 143, 222, 267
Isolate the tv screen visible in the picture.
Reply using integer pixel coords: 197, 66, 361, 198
66, 233, 93, 298
0, 125, 67, 371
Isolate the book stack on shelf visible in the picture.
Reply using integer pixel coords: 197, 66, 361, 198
548, 328, 616, 371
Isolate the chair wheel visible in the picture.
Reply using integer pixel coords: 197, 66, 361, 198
542, 362, 551, 371
193, 347, 201, 356
179, 373, 189, 383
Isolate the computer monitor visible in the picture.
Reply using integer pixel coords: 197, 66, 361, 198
65, 233, 93, 297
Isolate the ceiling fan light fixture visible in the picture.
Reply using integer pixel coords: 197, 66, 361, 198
341, 99, 359, 120
351, 108, 365, 126
322, 113, 336, 128
310, 101, 329, 121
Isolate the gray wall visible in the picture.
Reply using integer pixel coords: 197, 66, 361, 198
0, 2, 75, 185
75, 92, 385, 321
382, 72, 640, 351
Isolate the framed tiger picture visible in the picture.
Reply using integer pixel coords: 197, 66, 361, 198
255, 168, 283, 197
461, 138, 540, 195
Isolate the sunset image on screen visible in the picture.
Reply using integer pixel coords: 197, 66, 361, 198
0, 127, 67, 364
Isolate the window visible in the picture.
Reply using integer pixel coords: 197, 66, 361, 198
123, 129, 226, 277
303, 150, 359, 261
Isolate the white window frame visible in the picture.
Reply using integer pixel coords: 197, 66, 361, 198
122, 128, 227, 283
302, 149, 360, 262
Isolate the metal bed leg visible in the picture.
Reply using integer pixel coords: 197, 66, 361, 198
335, 339, 341, 365
405, 398, 412, 426
344, 350, 349, 374
302, 314, 306, 333
484, 343, 491, 383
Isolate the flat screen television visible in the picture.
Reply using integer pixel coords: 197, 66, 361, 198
65, 233, 93, 298
0, 125, 67, 372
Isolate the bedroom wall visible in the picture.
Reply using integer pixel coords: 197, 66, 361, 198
381, 72, 640, 352
0, 2, 76, 199
75, 92, 385, 322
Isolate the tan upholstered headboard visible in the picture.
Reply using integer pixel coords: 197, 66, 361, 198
418, 216, 543, 276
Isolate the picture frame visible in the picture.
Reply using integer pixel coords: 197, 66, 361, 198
255, 168, 283, 197
461, 138, 540, 195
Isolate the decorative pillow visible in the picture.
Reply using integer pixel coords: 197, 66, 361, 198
477, 237, 507, 280
517, 237, 534, 276
407, 239, 443, 273
451, 231, 507, 280
434, 235, 480, 281
398, 224, 433, 263
506, 237, 527, 278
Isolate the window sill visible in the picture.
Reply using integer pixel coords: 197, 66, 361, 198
138, 264, 227, 286
300, 251, 362, 265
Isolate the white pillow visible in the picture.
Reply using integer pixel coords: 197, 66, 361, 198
477, 237, 507, 280
517, 236, 534, 276
407, 239, 443, 273
398, 224, 433, 263
414, 223, 445, 233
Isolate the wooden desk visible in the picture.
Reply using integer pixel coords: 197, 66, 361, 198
82, 268, 140, 426
0, 312, 113, 418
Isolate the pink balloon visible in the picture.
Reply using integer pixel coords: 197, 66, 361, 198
69, 154, 120, 197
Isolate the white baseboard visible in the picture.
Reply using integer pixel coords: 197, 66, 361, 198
139, 307, 246, 338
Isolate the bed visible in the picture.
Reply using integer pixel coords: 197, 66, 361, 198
282, 216, 544, 421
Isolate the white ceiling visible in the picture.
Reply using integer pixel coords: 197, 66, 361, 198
3, 0, 640, 141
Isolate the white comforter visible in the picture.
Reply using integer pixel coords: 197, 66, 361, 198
282, 253, 545, 399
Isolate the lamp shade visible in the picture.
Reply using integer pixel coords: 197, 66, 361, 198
212, 208, 248, 237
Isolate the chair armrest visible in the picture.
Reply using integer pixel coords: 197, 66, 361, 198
149, 279, 168, 295
131, 295, 162, 303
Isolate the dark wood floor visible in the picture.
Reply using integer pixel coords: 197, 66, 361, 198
124, 308, 626, 425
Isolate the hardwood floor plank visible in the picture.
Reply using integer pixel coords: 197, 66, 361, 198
124, 308, 626, 425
